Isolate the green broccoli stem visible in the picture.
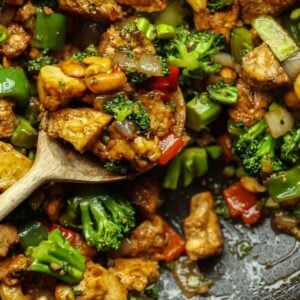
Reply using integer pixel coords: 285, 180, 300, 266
26, 229, 85, 285
244, 119, 267, 139
186, 93, 222, 131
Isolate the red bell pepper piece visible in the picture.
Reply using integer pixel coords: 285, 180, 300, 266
163, 223, 185, 262
159, 133, 185, 165
148, 67, 180, 93
217, 133, 233, 163
50, 224, 77, 245
223, 181, 261, 225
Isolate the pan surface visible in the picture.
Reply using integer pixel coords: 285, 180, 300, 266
157, 163, 300, 300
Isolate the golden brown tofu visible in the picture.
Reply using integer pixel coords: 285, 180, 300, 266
194, 2, 239, 40
47, 108, 112, 152
99, 21, 156, 58
115, 0, 167, 12
229, 79, 272, 126
141, 92, 175, 138
74, 261, 127, 300
58, 0, 123, 21
183, 192, 223, 260
0, 142, 32, 192
0, 224, 19, 257
38, 65, 86, 111
241, 44, 290, 90
15, 1, 36, 22
120, 215, 166, 260
239, 0, 296, 24
0, 99, 16, 139
55, 284, 74, 300
0, 23, 31, 58
0, 284, 30, 300
108, 258, 160, 292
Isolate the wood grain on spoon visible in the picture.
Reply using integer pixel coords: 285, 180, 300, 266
0, 89, 185, 221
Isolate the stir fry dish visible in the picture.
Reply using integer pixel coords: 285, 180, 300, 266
0, 0, 299, 299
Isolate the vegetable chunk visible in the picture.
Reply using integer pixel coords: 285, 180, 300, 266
47, 108, 112, 152
184, 192, 223, 260
0, 99, 16, 139
0, 141, 32, 191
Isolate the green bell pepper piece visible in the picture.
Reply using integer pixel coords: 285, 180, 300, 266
19, 221, 49, 249
265, 166, 300, 202
163, 155, 182, 190
11, 116, 38, 149
231, 27, 254, 64
186, 93, 222, 132
0, 68, 30, 110
206, 145, 222, 160
32, 10, 67, 50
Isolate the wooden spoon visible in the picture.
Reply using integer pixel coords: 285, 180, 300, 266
0, 89, 185, 221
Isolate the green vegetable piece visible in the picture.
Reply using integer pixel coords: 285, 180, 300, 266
291, 8, 300, 20
26, 229, 86, 284
186, 93, 222, 131
60, 191, 135, 251
136, 18, 156, 40
103, 94, 150, 132
156, 25, 224, 79
19, 221, 48, 249
207, 0, 232, 12
252, 16, 299, 62
265, 166, 300, 202
28, 52, 54, 73
104, 160, 128, 175
163, 155, 182, 190
0, 68, 30, 110
11, 116, 38, 149
156, 24, 176, 39
227, 120, 245, 136
231, 27, 254, 64
207, 80, 238, 105
0, 24, 8, 44
206, 145, 222, 160
32, 10, 67, 50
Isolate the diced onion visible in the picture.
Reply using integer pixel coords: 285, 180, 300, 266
282, 51, 300, 80
213, 52, 235, 68
114, 120, 137, 139
137, 54, 162, 76
264, 107, 294, 138
113, 52, 163, 77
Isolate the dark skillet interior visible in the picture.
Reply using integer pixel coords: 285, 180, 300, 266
155, 161, 300, 300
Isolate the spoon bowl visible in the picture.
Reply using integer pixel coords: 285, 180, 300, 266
0, 89, 185, 221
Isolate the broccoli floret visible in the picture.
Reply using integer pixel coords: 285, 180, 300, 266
28, 52, 54, 73
25, 229, 85, 284
103, 95, 150, 132
60, 191, 136, 251
233, 119, 267, 160
280, 121, 300, 164
207, 81, 238, 105
80, 194, 135, 251
242, 135, 283, 175
71, 44, 97, 62
156, 25, 224, 79
207, 0, 233, 12
126, 71, 148, 84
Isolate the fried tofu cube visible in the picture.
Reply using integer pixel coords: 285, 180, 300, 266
0, 141, 32, 191
108, 258, 159, 293
184, 192, 223, 260
47, 108, 112, 152
187, 0, 207, 13
0, 99, 16, 139
38, 65, 86, 111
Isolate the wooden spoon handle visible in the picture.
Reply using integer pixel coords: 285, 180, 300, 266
0, 166, 47, 221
